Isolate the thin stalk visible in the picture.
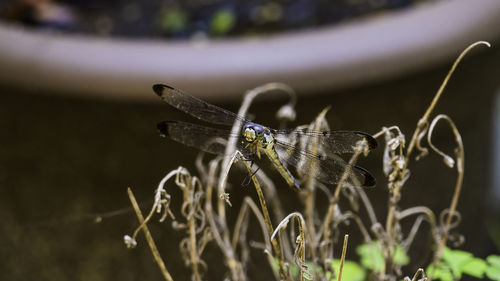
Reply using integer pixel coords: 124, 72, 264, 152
184, 181, 201, 281
271, 213, 308, 281
304, 107, 330, 260
204, 159, 243, 280
127, 188, 174, 281
404, 268, 427, 281
232, 197, 272, 251
240, 155, 288, 280
256, 169, 293, 260
398, 206, 438, 246
337, 234, 349, 281
321, 149, 363, 242
427, 115, 465, 281
128, 169, 180, 242
298, 221, 307, 281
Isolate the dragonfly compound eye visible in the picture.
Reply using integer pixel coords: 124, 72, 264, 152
242, 123, 264, 142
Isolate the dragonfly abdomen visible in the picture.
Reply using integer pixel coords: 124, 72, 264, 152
264, 145, 300, 189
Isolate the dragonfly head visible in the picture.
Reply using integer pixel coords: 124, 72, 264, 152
242, 123, 264, 143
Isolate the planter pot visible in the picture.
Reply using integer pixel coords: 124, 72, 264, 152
0, 0, 499, 101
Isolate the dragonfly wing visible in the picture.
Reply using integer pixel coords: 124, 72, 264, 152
154, 84, 248, 126
157, 120, 247, 155
274, 139, 376, 187
274, 129, 377, 154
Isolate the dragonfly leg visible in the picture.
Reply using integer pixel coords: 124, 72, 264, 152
240, 151, 257, 162
241, 166, 261, 187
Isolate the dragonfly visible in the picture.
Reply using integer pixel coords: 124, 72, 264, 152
153, 84, 377, 189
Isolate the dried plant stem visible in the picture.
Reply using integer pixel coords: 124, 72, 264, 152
404, 268, 427, 281
402, 215, 425, 251
356, 187, 378, 226
255, 169, 294, 257
427, 115, 465, 281
304, 107, 330, 257
398, 206, 438, 249
204, 159, 244, 281
127, 188, 174, 281
184, 185, 202, 281
304, 166, 317, 257
271, 213, 308, 281
384, 41, 490, 274
204, 161, 228, 249
398, 206, 436, 224
128, 170, 179, 242
298, 220, 307, 281
387, 40, 488, 221
321, 149, 362, 242
232, 197, 271, 250
339, 212, 371, 242
435, 164, 463, 254
240, 158, 288, 279
337, 234, 349, 281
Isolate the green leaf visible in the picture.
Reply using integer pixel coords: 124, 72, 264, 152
356, 242, 409, 273
330, 260, 366, 281
356, 242, 385, 273
488, 255, 500, 269
289, 262, 299, 277
486, 265, 500, 281
393, 244, 410, 266
270, 258, 280, 272
429, 249, 500, 280
427, 262, 453, 281
441, 247, 474, 278
461, 257, 487, 278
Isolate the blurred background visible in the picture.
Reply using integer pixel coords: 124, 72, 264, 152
1, 0, 500, 280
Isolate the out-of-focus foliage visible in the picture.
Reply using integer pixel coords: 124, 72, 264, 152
356, 241, 409, 273
427, 248, 500, 281
0, 0, 433, 39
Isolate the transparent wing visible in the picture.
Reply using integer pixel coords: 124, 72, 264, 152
158, 120, 375, 187
274, 128, 377, 154
153, 84, 249, 126
274, 139, 376, 187
157, 121, 249, 155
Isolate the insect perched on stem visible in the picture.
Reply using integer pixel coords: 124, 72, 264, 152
154, 84, 377, 189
